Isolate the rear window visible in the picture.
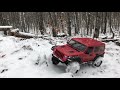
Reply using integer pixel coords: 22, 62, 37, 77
99, 46, 105, 52
94, 46, 104, 52
86, 47, 94, 54
94, 47, 99, 52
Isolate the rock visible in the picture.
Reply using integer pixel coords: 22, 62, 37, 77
1, 69, 8, 73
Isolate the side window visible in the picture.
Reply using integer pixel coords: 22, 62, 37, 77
94, 46, 105, 52
94, 47, 99, 52
86, 47, 93, 54
99, 46, 104, 52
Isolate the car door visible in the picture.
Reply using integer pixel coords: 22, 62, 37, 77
82, 47, 95, 62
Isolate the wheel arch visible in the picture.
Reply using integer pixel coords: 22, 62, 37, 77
67, 56, 83, 64
93, 54, 104, 61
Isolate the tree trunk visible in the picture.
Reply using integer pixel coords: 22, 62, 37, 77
93, 12, 100, 38
67, 12, 71, 36
38, 12, 44, 35
103, 12, 107, 34
109, 13, 114, 39
49, 12, 57, 37
74, 12, 79, 35
86, 12, 90, 35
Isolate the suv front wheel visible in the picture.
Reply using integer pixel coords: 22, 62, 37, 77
66, 61, 80, 74
52, 56, 59, 65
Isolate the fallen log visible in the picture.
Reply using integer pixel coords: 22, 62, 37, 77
0, 26, 13, 35
9, 29, 38, 38
0, 26, 12, 29
15, 32, 36, 38
9, 28, 52, 40
101, 38, 120, 46
8, 29, 19, 36
115, 41, 120, 46
9, 29, 49, 39
101, 38, 119, 42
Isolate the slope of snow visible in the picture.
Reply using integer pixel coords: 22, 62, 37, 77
0, 35, 120, 78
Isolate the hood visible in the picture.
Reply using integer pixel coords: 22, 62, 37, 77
56, 44, 82, 56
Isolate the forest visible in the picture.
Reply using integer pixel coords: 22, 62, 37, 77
0, 12, 120, 38
1, 12, 120, 78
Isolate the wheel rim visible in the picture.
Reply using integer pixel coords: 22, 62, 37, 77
95, 61, 102, 67
93, 57, 103, 67
94, 58, 103, 67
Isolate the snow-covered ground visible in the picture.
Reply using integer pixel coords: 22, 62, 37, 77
0, 34, 120, 78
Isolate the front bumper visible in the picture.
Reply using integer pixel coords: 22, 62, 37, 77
52, 54, 65, 62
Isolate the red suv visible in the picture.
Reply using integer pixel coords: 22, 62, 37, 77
51, 38, 105, 73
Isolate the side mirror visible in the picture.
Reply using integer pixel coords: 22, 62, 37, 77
67, 39, 71, 44
67, 41, 69, 44
51, 46, 56, 51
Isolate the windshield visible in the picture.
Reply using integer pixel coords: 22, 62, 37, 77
68, 39, 87, 52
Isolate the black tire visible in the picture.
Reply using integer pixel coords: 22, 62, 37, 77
101, 54, 104, 57
92, 57, 103, 67
52, 56, 59, 65
94, 61, 102, 67
66, 61, 80, 74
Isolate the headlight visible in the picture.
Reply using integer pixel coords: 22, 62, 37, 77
68, 56, 79, 59
64, 56, 68, 58
68, 56, 72, 59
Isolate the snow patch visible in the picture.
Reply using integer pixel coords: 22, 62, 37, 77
0, 36, 120, 78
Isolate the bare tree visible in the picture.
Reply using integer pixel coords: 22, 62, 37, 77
67, 12, 72, 36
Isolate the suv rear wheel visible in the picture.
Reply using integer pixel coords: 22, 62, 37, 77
66, 61, 80, 74
52, 56, 59, 65
92, 57, 103, 67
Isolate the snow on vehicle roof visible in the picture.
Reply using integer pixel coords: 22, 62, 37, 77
72, 38, 105, 47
